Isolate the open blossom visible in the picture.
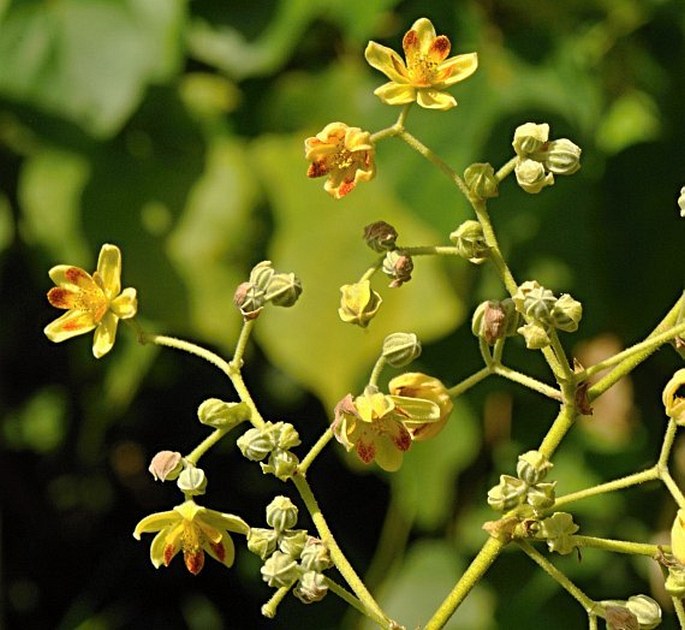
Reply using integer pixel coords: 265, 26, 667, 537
44, 244, 137, 358
133, 500, 249, 575
365, 17, 478, 110
304, 122, 375, 198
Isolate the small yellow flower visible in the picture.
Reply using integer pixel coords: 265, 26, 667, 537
389, 372, 453, 441
44, 244, 137, 358
365, 17, 478, 110
663, 369, 685, 425
133, 500, 249, 575
304, 122, 375, 198
338, 280, 382, 327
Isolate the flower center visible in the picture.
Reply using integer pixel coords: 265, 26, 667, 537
333, 142, 355, 170
408, 55, 438, 86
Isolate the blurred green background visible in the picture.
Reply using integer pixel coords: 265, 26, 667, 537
2, 0, 685, 628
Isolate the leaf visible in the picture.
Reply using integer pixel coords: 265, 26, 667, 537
249, 134, 466, 411
0, 0, 186, 137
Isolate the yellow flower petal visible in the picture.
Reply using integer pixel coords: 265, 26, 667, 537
416, 88, 457, 110
110, 287, 138, 319
672, 509, 685, 564
44, 310, 98, 343
433, 52, 478, 88
406, 17, 438, 56
373, 82, 417, 106
96, 244, 122, 298
364, 42, 409, 83
92, 312, 119, 358
133, 509, 179, 539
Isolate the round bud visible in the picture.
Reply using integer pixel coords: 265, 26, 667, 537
464, 162, 499, 199
266, 272, 302, 307
197, 398, 251, 428
363, 221, 398, 252
294, 571, 328, 604
382, 332, 422, 368
551, 294, 582, 332
148, 450, 183, 481
176, 465, 208, 496
487, 474, 527, 511
237, 425, 277, 461
515, 158, 554, 194
266, 495, 299, 532
382, 250, 413, 288
512, 122, 550, 157
260, 550, 299, 588
247, 527, 279, 560
543, 138, 581, 175
450, 220, 489, 264
516, 450, 553, 484
261, 449, 300, 481
279, 530, 309, 558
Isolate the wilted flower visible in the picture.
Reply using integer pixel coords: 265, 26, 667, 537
338, 280, 382, 327
133, 500, 248, 575
305, 122, 375, 198
365, 17, 478, 110
44, 244, 137, 358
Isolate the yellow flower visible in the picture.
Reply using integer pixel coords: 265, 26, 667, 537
364, 17, 478, 110
44, 244, 137, 358
338, 280, 382, 327
304, 122, 375, 198
389, 372, 453, 441
133, 500, 249, 575
663, 369, 685, 425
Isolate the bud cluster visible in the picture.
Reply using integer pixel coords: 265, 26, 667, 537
234, 261, 302, 320
487, 450, 556, 513
512, 122, 581, 194
512, 280, 582, 349
237, 421, 301, 481
249, 496, 333, 604
148, 450, 209, 496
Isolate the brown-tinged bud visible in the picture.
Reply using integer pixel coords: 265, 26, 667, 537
382, 250, 413, 287
472, 299, 519, 345
363, 221, 398, 252
234, 281, 265, 320
148, 450, 183, 481
294, 571, 328, 604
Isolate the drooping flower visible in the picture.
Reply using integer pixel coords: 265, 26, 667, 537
338, 280, 382, 327
44, 244, 137, 358
304, 122, 375, 198
133, 500, 249, 575
365, 17, 478, 110
332, 386, 440, 471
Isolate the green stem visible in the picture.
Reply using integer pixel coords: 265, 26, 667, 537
291, 475, 390, 627
325, 578, 391, 628
537, 404, 577, 460
446, 367, 491, 398
553, 466, 660, 509
370, 104, 413, 143
368, 356, 387, 389
673, 596, 685, 626
403, 245, 461, 256
572, 535, 661, 557
493, 364, 562, 401
548, 329, 574, 381
423, 537, 505, 630
298, 427, 334, 475
261, 585, 291, 619
185, 426, 232, 466
517, 540, 596, 613
495, 156, 518, 181
143, 332, 234, 378
231, 319, 256, 369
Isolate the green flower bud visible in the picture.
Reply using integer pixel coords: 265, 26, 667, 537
625, 595, 662, 629
265, 272, 303, 307
517, 322, 552, 349
272, 421, 301, 451
247, 527, 279, 560
382, 250, 413, 288
449, 220, 489, 264
513, 281, 557, 323
464, 162, 499, 199
487, 474, 528, 511
148, 450, 183, 481
234, 282, 265, 320
197, 398, 251, 429
472, 299, 519, 345
249, 260, 275, 291
665, 564, 685, 598
516, 450, 553, 485
261, 449, 300, 481
237, 425, 277, 461
551, 294, 583, 332
526, 481, 556, 511
260, 550, 299, 588
176, 466, 208, 496
662, 370, 685, 426
266, 495, 299, 532
515, 158, 554, 194
537, 512, 578, 555
381, 332, 422, 367
513, 122, 550, 157
279, 529, 309, 558
338, 280, 382, 327
363, 221, 398, 252
543, 138, 581, 175
300, 537, 333, 572
679, 186, 685, 218
294, 570, 328, 604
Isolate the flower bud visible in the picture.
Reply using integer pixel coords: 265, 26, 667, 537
678, 186, 685, 218
294, 571, 328, 604
382, 332, 422, 368
273, 422, 301, 451
363, 221, 398, 252
265, 272, 303, 307
247, 527, 279, 560
279, 529, 309, 558
237, 425, 277, 461
472, 299, 519, 345
249, 260, 275, 291
663, 369, 685, 425
197, 398, 251, 429
260, 550, 299, 588
517, 322, 552, 349
449, 220, 489, 264
551, 293, 582, 333
382, 250, 413, 288
516, 450, 553, 485
464, 162, 499, 199
671, 508, 685, 564
176, 466, 207, 496
338, 280, 382, 327
537, 512, 578, 555
543, 138, 581, 175
234, 282, 265, 320
515, 158, 554, 194
487, 474, 527, 511
261, 449, 300, 481
300, 537, 333, 572
513, 122, 550, 157
526, 481, 556, 511
266, 495, 299, 532
625, 595, 661, 629
513, 281, 557, 323
148, 450, 183, 481
604, 605, 638, 630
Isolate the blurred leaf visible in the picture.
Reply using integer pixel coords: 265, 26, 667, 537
3, 387, 67, 453
361, 539, 496, 630
393, 398, 480, 529
0, 0, 186, 137
596, 90, 662, 154
0, 192, 13, 253
249, 134, 466, 410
